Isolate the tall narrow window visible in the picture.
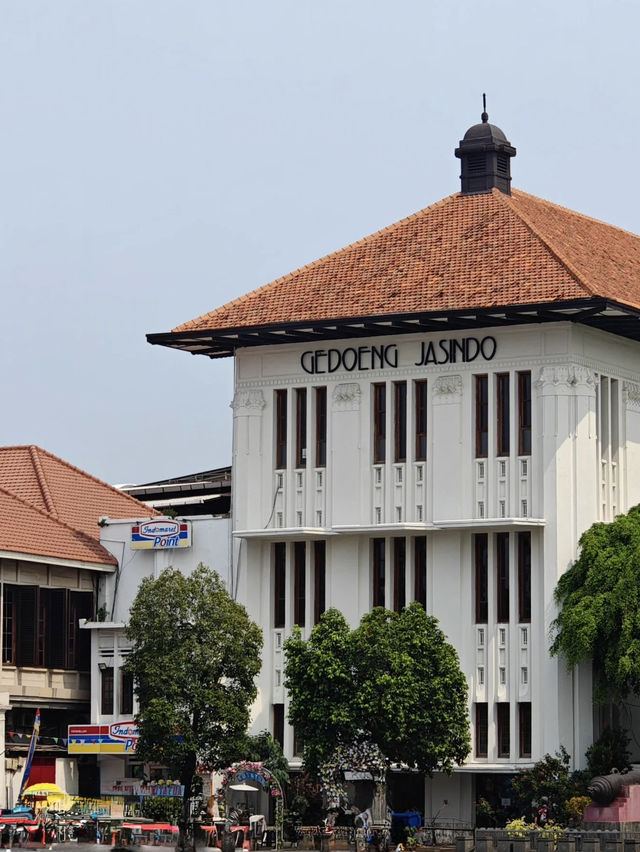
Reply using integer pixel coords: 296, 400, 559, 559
519, 702, 532, 758
273, 703, 285, 747
414, 536, 427, 608
475, 375, 488, 457
518, 372, 532, 455
497, 373, 510, 457
518, 532, 531, 623
273, 543, 286, 628
120, 670, 134, 715
373, 384, 386, 464
275, 390, 288, 469
294, 542, 306, 627
394, 382, 407, 463
372, 538, 386, 607
496, 533, 510, 622
393, 538, 406, 612
497, 703, 510, 758
2, 586, 15, 665
101, 667, 114, 715
475, 703, 488, 758
475, 534, 488, 623
315, 387, 327, 468
415, 380, 428, 462
295, 389, 307, 468
313, 541, 326, 624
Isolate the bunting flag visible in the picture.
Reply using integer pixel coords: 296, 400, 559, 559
17, 709, 41, 802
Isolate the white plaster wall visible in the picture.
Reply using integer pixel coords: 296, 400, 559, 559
231, 322, 640, 817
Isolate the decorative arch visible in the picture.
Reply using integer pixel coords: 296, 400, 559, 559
216, 760, 284, 804
319, 741, 387, 808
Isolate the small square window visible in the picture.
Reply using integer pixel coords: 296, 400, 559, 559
396, 467, 403, 484
478, 501, 485, 519
499, 628, 506, 646
499, 460, 506, 477
316, 510, 323, 526
521, 627, 528, 646
521, 666, 528, 685
375, 507, 382, 524
416, 505, 423, 522
521, 459, 528, 476
296, 511, 303, 526
478, 666, 485, 685
499, 667, 506, 685
478, 461, 485, 480
375, 468, 382, 485
477, 628, 485, 647
316, 471, 323, 488
396, 507, 402, 522
416, 466, 424, 482
276, 512, 283, 528
499, 500, 506, 518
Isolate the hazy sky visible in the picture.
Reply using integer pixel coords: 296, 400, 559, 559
2, 1, 639, 485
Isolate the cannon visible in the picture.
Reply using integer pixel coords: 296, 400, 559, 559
587, 769, 640, 805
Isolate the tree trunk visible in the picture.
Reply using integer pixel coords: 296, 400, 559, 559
177, 752, 197, 852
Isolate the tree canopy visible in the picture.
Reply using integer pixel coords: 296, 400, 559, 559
284, 602, 470, 777
125, 564, 262, 831
551, 504, 640, 701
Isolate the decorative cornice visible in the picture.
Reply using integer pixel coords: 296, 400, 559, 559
332, 383, 361, 411
432, 375, 462, 403
231, 389, 266, 413
623, 381, 640, 409
536, 365, 596, 394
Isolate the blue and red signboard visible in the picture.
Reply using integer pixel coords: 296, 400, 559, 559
131, 520, 191, 550
68, 721, 139, 754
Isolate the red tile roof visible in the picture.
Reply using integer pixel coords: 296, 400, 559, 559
172, 189, 640, 333
0, 487, 118, 566
0, 446, 158, 566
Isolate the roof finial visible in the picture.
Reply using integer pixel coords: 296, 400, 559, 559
481, 93, 488, 123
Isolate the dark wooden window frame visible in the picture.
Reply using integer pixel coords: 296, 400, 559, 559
275, 389, 288, 470
120, 670, 134, 715
519, 701, 532, 758
313, 541, 326, 625
518, 371, 532, 455
372, 538, 386, 608
414, 380, 428, 462
2, 585, 92, 670
414, 536, 427, 608
518, 532, 531, 623
373, 383, 387, 464
273, 703, 285, 748
496, 372, 510, 457
475, 534, 488, 623
497, 702, 511, 758
394, 381, 407, 463
496, 532, 510, 623
273, 543, 286, 629
315, 387, 327, 468
475, 702, 488, 758
294, 541, 306, 627
101, 667, 114, 715
475, 375, 488, 458
393, 537, 406, 612
295, 388, 307, 468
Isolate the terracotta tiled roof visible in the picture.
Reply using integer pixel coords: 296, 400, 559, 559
0, 487, 117, 566
0, 445, 158, 565
173, 189, 640, 333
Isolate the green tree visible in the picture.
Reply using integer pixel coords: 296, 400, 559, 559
284, 608, 358, 773
585, 727, 631, 777
244, 730, 290, 791
511, 746, 586, 825
284, 603, 470, 777
551, 505, 640, 701
125, 565, 262, 846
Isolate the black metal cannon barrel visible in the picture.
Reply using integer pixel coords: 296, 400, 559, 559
587, 770, 640, 805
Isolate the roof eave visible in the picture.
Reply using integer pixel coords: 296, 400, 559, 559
147, 297, 640, 358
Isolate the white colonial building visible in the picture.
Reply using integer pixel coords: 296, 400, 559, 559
147, 112, 640, 822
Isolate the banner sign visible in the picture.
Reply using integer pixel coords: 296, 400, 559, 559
68, 721, 139, 755
235, 770, 266, 788
131, 520, 191, 550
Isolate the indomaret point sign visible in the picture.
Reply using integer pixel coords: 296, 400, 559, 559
300, 336, 497, 374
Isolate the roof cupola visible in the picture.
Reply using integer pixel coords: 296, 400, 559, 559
455, 96, 516, 195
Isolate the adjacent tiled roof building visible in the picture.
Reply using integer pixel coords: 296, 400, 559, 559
0, 445, 157, 567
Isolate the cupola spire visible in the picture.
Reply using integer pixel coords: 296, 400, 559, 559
455, 96, 516, 195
